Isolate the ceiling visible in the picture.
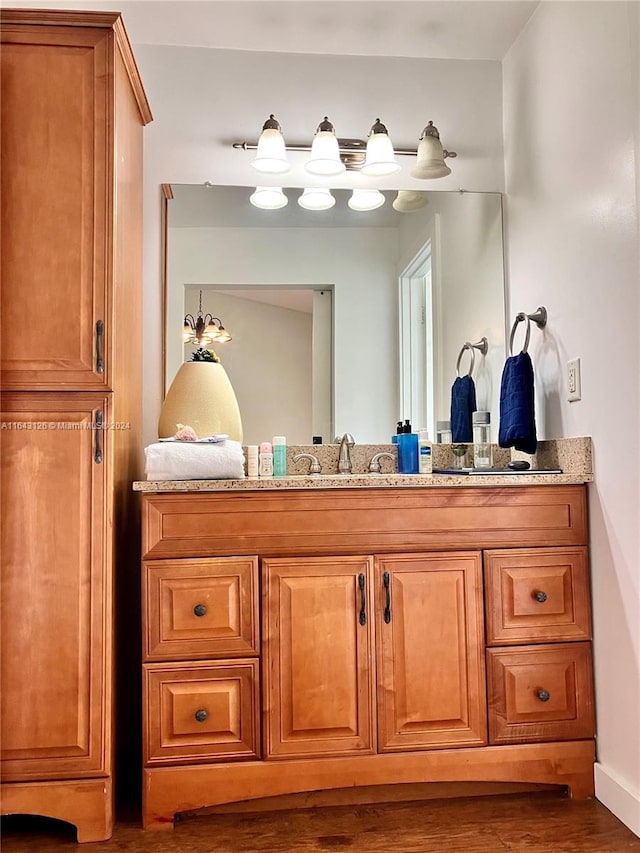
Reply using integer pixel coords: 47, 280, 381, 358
3, 1, 539, 60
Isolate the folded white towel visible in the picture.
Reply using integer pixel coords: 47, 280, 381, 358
145, 440, 245, 481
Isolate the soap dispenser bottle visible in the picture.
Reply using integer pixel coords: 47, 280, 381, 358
397, 420, 419, 474
392, 421, 403, 444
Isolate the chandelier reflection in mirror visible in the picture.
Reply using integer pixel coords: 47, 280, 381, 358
183, 290, 232, 346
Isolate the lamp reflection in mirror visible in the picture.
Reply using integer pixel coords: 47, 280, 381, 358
305, 117, 345, 176
158, 359, 243, 442
411, 121, 452, 179
183, 290, 232, 346
252, 114, 290, 174
250, 186, 288, 209
348, 188, 385, 211
361, 118, 401, 176
392, 190, 429, 213
298, 188, 336, 210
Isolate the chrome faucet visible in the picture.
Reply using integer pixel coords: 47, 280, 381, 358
368, 451, 396, 474
292, 452, 322, 475
335, 433, 355, 474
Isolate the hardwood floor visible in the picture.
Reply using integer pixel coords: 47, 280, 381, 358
2, 792, 639, 852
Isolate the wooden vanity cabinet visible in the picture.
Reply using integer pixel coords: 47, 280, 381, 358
140, 485, 595, 831
0, 9, 151, 842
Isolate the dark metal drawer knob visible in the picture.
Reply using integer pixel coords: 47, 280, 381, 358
193, 604, 207, 617
537, 689, 551, 702
533, 590, 548, 603
195, 709, 208, 722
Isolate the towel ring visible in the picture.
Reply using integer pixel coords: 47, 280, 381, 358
509, 306, 547, 355
456, 337, 488, 377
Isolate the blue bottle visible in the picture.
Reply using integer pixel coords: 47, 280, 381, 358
397, 420, 419, 474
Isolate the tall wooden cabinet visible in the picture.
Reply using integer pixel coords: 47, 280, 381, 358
0, 10, 151, 842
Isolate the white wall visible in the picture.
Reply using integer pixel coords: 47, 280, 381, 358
168, 225, 399, 443
135, 43, 505, 445
503, 1, 640, 834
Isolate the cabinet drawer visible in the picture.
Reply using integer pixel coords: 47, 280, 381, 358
487, 643, 594, 744
144, 660, 260, 765
143, 557, 259, 660
484, 548, 591, 645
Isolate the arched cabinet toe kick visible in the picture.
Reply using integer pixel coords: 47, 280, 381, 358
140, 485, 595, 830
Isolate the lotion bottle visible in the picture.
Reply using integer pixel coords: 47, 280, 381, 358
259, 441, 273, 477
397, 420, 419, 474
246, 445, 259, 478
272, 435, 287, 477
418, 429, 433, 474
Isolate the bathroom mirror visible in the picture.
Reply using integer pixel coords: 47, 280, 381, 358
165, 185, 506, 445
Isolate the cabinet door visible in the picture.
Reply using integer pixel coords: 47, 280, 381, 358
263, 556, 375, 759
1, 25, 110, 389
375, 552, 487, 751
1, 393, 110, 780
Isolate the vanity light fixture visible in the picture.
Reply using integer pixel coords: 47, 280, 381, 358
297, 188, 336, 210
411, 121, 452, 179
249, 186, 288, 209
392, 190, 429, 212
305, 117, 345, 176
251, 115, 291, 174
348, 188, 385, 211
234, 117, 457, 177
361, 119, 401, 176
183, 290, 232, 346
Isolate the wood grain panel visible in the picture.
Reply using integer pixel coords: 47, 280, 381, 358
263, 557, 375, 759
0, 394, 110, 780
0, 26, 110, 390
487, 643, 595, 744
375, 553, 487, 751
141, 486, 588, 560
143, 557, 259, 661
485, 548, 591, 645
144, 661, 260, 765
142, 740, 595, 829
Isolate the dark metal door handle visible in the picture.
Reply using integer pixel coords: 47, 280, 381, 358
94, 410, 103, 464
358, 573, 366, 626
96, 320, 104, 374
383, 571, 391, 623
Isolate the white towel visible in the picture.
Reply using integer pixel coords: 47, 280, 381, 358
144, 440, 245, 481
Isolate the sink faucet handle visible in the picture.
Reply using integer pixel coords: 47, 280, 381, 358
292, 452, 322, 475
368, 451, 396, 473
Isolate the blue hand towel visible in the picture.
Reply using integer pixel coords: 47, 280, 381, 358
450, 375, 477, 443
498, 351, 537, 454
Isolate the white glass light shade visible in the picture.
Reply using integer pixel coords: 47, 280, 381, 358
249, 187, 288, 209
392, 190, 429, 212
297, 188, 336, 210
158, 361, 243, 442
305, 131, 345, 176
348, 189, 385, 211
361, 132, 401, 176
252, 127, 290, 174
411, 135, 451, 179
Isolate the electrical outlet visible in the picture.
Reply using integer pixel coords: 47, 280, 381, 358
567, 357, 581, 402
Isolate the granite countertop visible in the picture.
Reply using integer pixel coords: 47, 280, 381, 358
133, 437, 593, 492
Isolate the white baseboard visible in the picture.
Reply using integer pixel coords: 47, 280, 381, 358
595, 762, 640, 838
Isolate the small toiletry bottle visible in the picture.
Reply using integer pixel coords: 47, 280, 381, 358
392, 421, 403, 444
418, 429, 433, 474
436, 420, 452, 444
246, 445, 259, 478
259, 441, 273, 477
398, 420, 419, 474
472, 411, 493, 469
272, 436, 287, 477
